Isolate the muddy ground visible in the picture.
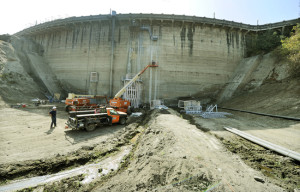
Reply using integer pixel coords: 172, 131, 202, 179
0, 104, 126, 165
0, 104, 143, 181
192, 111, 300, 191
0, 79, 299, 191
0, 106, 299, 191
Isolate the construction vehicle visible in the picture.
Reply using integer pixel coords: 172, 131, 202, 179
31, 98, 47, 106
65, 93, 108, 112
109, 62, 158, 112
65, 107, 127, 131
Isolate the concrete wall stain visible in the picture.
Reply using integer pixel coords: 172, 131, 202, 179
173, 34, 175, 47
118, 27, 121, 43
180, 26, 186, 55
226, 31, 230, 53
108, 22, 112, 42
80, 26, 85, 48
23, 20, 246, 101
235, 32, 239, 49
15, 14, 295, 100
187, 25, 194, 56
88, 24, 93, 50
231, 33, 234, 48
72, 28, 76, 49
159, 25, 162, 40
65, 31, 68, 49
97, 24, 101, 48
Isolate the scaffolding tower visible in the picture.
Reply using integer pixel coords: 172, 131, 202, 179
123, 73, 142, 108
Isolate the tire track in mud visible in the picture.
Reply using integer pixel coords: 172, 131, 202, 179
0, 146, 131, 192
173, 107, 299, 191
217, 135, 300, 191
0, 121, 143, 183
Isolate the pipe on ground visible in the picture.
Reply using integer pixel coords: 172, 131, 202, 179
224, 127, 300, 162
220, 107, 300, 121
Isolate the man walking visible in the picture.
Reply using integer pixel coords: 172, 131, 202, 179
49, 106, 57, 128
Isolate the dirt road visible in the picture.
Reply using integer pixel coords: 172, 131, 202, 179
0, 105, 125, 164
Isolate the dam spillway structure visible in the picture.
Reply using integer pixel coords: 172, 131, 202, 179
16, 13, 299, 104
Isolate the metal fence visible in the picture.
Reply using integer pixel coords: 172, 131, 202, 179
15, 14, 300, 36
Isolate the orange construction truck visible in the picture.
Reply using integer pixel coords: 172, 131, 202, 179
66, 107, 127, 131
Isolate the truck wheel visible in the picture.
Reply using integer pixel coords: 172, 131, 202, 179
65, 105, 71, 112
119, 118, 126, 125
127, 107, 132, 115
86, 124, 96, 132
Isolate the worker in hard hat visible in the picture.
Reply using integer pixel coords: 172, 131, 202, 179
49, 106, 57, 128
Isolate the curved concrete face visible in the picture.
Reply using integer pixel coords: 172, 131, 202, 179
18, 14, 249, 102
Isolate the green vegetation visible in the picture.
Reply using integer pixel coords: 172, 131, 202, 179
257, 30, 281, 53
246, 25, 295, 56
280, 24, 300, 75
246, 29, 283, 56
0, 35, 11, 42
246, 24, 300, 76
246, 30, 290, 57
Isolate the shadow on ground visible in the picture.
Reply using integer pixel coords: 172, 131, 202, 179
64, 125, 124, 145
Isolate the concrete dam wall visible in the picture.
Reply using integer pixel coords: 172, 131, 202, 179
16, 14, 299, 103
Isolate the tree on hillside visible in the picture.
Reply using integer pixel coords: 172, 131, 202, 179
281, 24, 300, 75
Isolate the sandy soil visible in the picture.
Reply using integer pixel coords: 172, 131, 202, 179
0, 107, 298, 191
93, 110, 285, 192
0, 104, 125, 164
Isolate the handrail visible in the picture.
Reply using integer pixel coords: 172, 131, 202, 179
15, 14, 300, 36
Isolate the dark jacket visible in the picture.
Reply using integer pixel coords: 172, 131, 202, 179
49, 110, 56, 118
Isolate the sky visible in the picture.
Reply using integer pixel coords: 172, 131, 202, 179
0, 0, 299, 35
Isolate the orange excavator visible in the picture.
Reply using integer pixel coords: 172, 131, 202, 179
109, 62, 158, 113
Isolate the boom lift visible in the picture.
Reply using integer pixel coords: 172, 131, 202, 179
110, 62, 158, 112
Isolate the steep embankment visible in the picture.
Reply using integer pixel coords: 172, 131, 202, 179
0, 35, 63, 104
218, 52, 299, 117
0, 37, 43, 104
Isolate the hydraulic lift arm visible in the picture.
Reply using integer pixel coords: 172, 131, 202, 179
113, 63, 158, 98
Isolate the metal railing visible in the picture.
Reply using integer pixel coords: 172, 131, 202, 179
15, 14, 300, 36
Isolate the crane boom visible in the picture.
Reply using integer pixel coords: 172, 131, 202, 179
114, 64, 158, 98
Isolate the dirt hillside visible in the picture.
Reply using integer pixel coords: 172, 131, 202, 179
0, 38, 44, 105
222, 76, 300, 117
0, 35, 63, 105
219, 52, 300, 117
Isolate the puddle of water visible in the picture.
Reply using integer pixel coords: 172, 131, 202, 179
0, 146, 131, 192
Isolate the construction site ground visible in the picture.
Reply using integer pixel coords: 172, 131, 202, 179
0, 37, 299, 191
0, 80, 299, 191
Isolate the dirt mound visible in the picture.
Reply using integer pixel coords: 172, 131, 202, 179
92, 110, 214, 191
92, 110, 283, 192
